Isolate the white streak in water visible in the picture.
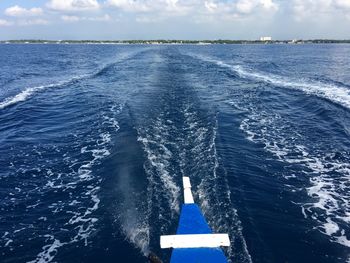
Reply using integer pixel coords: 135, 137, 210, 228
189, 53, 350, 110
238, 106, 350, 248
0, 84, 57, 110
182, 103, 252, 263
0, 74, 88, 110
27, 235, 65, 263
0, 49, 149, 110
24, 103, 123, 263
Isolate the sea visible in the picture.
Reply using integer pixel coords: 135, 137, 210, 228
0, 43, 349, 263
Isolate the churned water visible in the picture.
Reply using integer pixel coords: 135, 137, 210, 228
0, 44, 349, 263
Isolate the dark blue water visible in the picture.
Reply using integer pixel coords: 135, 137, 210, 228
0, 44, 349, 263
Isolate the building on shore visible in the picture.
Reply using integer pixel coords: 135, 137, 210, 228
260, 36, 272, 41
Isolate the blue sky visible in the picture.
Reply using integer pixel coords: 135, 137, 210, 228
1, 0, 350, 40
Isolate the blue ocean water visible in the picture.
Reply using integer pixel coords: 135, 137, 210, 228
0, 43, 349, 263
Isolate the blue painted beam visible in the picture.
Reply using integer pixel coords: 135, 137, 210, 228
169, 204, 229, 263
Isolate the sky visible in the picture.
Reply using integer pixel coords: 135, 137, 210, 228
0, 0, 350, 40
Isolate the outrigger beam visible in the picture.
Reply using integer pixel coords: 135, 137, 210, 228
183, 177, 194, 204
160, 177, 230, 263
161, 233, 230, 248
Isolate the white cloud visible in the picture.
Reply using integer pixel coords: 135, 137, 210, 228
5, 5, 43, 17
236, 0, 278, 14
0, 19, 13, 26
105, 0, 280, 25
106, 0, 195, 14
260, 0, 278, 11
18, 19, 49, 26
334, 0, 350, 20
61, 15, 81, 21
290, 0, 350, 21
135, 16, 162, 23
334, 0, 350, 9
89, 14, 111, 21
236, 0, 256, 14
204, 1, 218, 13
106, 0, 150, 12
47, 0, 100, 11
61, 14, 111, 22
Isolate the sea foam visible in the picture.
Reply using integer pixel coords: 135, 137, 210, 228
16, 103, 123, 263
238, 105, 350, 248
0, 49, 148, 110
0, 76, 86, 110
188, 54, 350, 110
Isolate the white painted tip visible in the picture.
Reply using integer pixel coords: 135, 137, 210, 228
160, 234, 231, 249
184, 188, 194, 204
183, 177, 191, 189
182, 177, 194, 204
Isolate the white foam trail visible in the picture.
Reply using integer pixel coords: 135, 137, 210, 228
22, 103, 123, 263
119, 214, 150, 256
0, 83, 60, 110
27, 236, 65, 263
138, 131, 181, 213
189, 54, 350, 110
234, 65, 350, 109
5, 239, 13, 247
238, 106, 350, 248
0, 74, 89, 110
182, 103, 252, 263
114, 159, 151, 255
2, 232, 13, 247
212, 117, 252, 263
324, 218, 340, 236
0, 49, 149, 110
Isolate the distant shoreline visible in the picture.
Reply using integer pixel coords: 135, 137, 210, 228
1, 39, 350, 45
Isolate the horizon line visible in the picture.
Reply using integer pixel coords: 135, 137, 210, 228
2, 38, 350, 42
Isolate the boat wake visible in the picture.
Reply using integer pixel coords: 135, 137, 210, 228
187, 53, 350, 110
183, 106, 253, 263
133, 73, 252, 261
1, 102, 123, 263
236, 101, 350, 248
137, 115, 182, 234
0, 49, 148, 110
0, 79, 80, 110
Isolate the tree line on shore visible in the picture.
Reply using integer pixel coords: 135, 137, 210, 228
1, 39, 350, 44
